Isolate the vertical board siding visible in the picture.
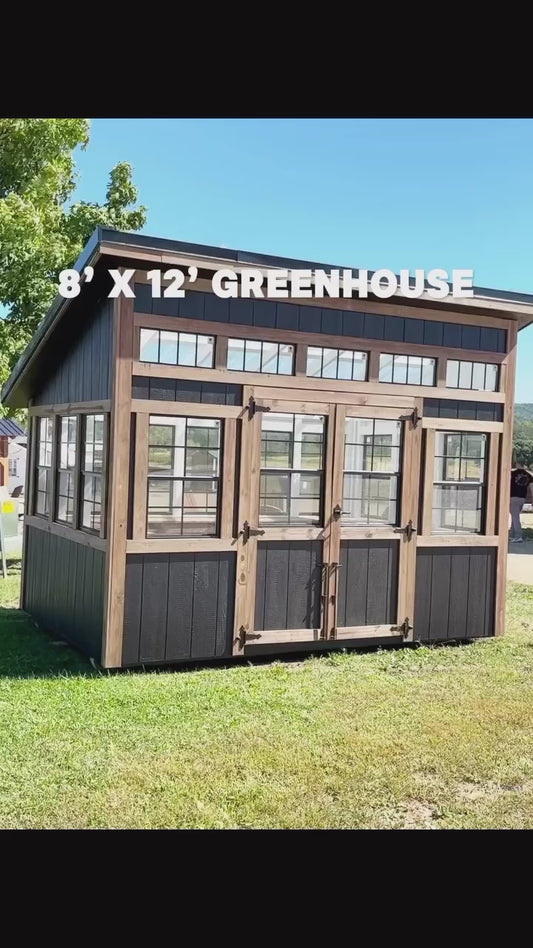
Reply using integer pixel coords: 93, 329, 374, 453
34, 297, 113, 405
414, 547, 496, 641
122, 552, 236, 665
134, 286, 506, 352
254, 541, 322, 631
23, 525, 105, 659
131, 377, 242, 405
337, 540, 399, 627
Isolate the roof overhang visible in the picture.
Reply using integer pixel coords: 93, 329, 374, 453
2, 226, 533, 409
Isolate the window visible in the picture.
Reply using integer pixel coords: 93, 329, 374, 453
34, 417, 53, 516
227, 338, 294, 375
81, 415, 105, 533
56, 416, 78, 525
8, 459, 18, 477
259, 413, 325, 526
307, 346, 367, 381
342, 418, 402, 525
140, 329, 214, 367
379, 353, 436, 386
432, 431, 487, 534
147, 416, 221, 537
446, 360, 499, 392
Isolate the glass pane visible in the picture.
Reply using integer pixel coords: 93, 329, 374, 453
278, 345, 294, 375
140, 329, 159, 362
186, 448, 220, 477
83, 474, 95, 501
471, 362, 486, 391
148, 446, 175, 473
321, 348, 338, 379
422, 358, 436, 385
342, 473, 397, 525
338, 350, 353, 380
485, 363, 498, 392
227, 339, 245, 371
407, 356, 422, 385
196, 336, 214, 368
307, 347, 323, 378
149, 424, 175, 447
463, 434, 485, 459
446, 360, 459, 388
244, 340, 261, 372
353, 352, 367, 382
379, 354, 393, 383
178, 333, 196, 367
392, 354, 408, 384
160, 331, 178, 365
458, 361, 473, 388
261, 341, 279, 373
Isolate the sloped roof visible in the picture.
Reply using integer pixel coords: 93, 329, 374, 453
0, 418, 25, 438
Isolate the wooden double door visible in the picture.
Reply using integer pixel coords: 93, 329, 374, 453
233, 386, 422, 653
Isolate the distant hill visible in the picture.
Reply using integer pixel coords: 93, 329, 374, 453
515, 403, 533, 421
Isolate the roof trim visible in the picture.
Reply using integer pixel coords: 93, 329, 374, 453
2, 226, 533, 407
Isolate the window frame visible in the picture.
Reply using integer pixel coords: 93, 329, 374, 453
445, 359, 499, 392
80, 413, 107, 536
34, 415, 54, 518
306, 345, 368, 382
139, 327, 215, 368
258, 411, 326, 528
341, 416, 403, 527
145, 414, 223, 539
379, 352, 436, 386
227, 337, 295, 376
55, 414, 79, 527
423, 427, 486, 542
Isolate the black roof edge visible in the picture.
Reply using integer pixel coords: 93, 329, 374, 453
3, 226, 533, 407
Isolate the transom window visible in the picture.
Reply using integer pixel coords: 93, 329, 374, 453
379, 353, 436, 386
446, 360, 498, 392
56, 415, 78, 525
140, 328, 214, 367
34, 417, 53, 516
81, 415, 105, 533
147, 416, 221, 537
227, 338, 294, 375
259, 413, 325, 526
432, 431, 487, 534
307, 346, 367, 381
342, 417, 402, 525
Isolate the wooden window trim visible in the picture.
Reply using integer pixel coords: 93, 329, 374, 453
424, 428, 491, 538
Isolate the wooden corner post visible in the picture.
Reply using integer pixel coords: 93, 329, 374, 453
494, 322, 518, 636
102, 289, 134, 668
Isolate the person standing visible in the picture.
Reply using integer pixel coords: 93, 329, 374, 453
510, 463, 533, 542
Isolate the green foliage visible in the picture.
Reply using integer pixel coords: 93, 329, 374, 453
0, 119, 146, 417
514, 405, 533, 467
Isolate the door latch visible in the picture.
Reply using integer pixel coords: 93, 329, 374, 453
393, 617, 413, 638
247, 396, 271, 419
393, 519, 417, 541
240, 520, 265, 543
332, 504, 342, 520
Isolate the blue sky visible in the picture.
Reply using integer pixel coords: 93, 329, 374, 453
75, 118, 533, 402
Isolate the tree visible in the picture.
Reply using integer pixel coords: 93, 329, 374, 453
0, 119, 146, 416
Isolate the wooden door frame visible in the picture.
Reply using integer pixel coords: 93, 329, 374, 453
328, 399, 423, 642
233, 388, 335, 652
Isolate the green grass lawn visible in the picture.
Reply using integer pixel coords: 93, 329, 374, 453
0, 553, 533, 828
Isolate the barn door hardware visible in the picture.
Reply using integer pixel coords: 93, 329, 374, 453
410, 406, 422, 429
393, 617, 413, 638
247, 396, 271, 419
236, 625, 262, 648
240, 520, 265, 543
394, 519, 417, 541
332, 504, 342, 520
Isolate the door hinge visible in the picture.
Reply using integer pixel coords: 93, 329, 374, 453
235, 625, 262, 649
410, 406, 422, 429
393, 617, 413, 638
240, 520, 265, 543
248, 396, 271, 419
393, 519, 417, 541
